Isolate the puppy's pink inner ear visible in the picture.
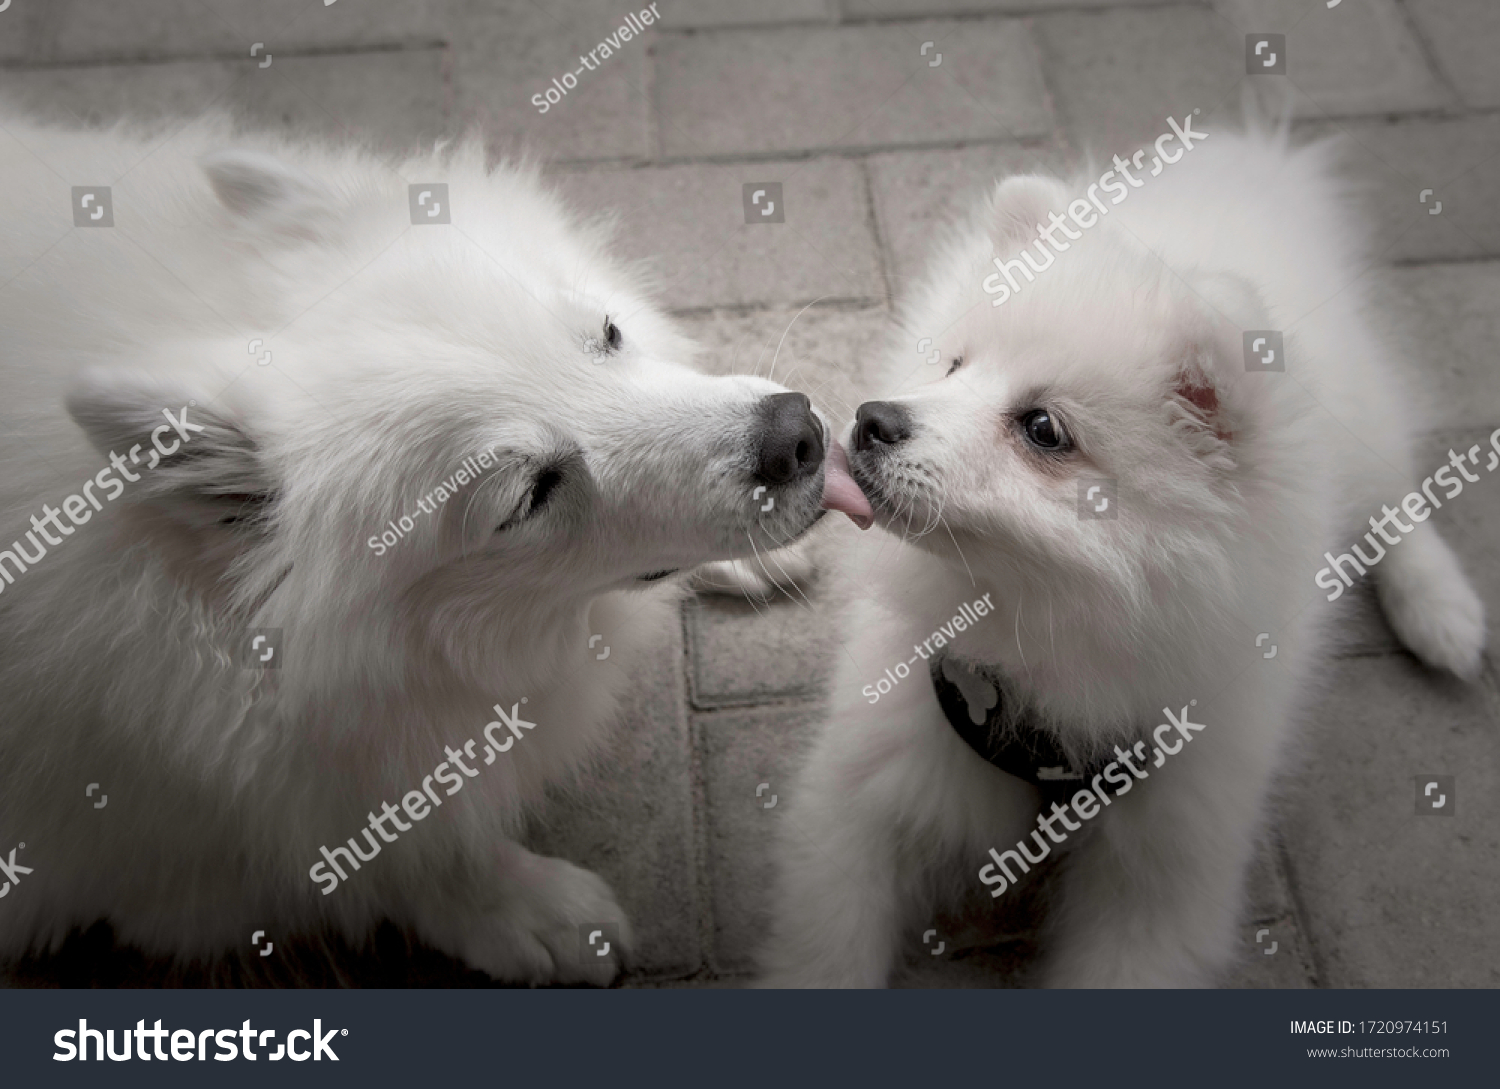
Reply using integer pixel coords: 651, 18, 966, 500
1174, 373, 1232, 442
1176, 377, 1218, 418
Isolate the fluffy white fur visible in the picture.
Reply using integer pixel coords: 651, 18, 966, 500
760, 125, 1486, 987
0, 114, 831, 983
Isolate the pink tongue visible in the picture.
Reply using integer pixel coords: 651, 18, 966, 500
821, 439, 875, 530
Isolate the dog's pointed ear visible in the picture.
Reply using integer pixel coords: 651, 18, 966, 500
201, 149, 332, 237
988, 175, 1072, 251
65, 369, 273, 518
1167, 272, 1271, 454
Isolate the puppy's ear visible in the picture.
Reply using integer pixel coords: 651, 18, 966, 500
1166, 272, 1269, 456
65, 369, 274, 527
988, 175, 1072, 252
200, 149, 332, 238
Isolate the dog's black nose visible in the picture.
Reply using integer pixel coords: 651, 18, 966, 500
853, 401, 912, 453
755, 392, 824, 485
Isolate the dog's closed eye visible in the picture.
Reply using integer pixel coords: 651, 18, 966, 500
526, 467, 565, 515
497, 464, 567, 531
945, 356, 963, 377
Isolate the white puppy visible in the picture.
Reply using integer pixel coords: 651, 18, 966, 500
761, 122, 1486, 987
0, 113, 855, 983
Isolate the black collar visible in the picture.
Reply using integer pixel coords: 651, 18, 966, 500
930, 655, 1127, 802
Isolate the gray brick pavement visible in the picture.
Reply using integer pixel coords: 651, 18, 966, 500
524, 608, 703, 981
1299, 113, 1500, 263
553, 158, 886, 309
695, 703, 819, 976
653, 19, 1051, 158
866, 141, 1070, 294
1029, 6, 1244, 153
1282, 653, 1500, 987
1387, 262, 1500, 433
1404, 0, 1500, 110
1216, 0, 1451, 118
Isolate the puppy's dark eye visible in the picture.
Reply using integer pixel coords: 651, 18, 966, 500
603, 319, 622, 352
945, 357, 963, 377
1021, 409, 1067, 451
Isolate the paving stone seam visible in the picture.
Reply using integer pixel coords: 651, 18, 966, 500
1275, 831, 1329, 987
690, 696, 826, 728
857, 157, 897, 307
1393, 253, 1500, 269
0, 40, 449, 71
644, 36, 664, 161
680, 606, 718, 980
541, 135, 1059, 171
1392, 0, 1466, 107
690, 688, 823, 713
830, 1, 1220, 32
1290, 108, 1500, 137
1019, 13, 1075, 162
1295, 106, 1500, 131
438, 40, 456, 125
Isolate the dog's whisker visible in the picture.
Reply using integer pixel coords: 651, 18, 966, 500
457, 469, 508, 569
736, 532, 776, 617
757, 525, 817, 613
783, 373, 857, 425
766, 295, 834, 387
747, 526, 815, 614
937, 513, 976, 589
1013, 583, 1030, 683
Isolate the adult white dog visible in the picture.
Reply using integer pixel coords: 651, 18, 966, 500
760, 122, 1486, 987
0, 113, 866, 983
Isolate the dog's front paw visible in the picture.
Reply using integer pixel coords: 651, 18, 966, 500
427, 854, 632, 986
1378, 529, 1487, 680
1400, 583, 1486, 680
692, 543, 816, 599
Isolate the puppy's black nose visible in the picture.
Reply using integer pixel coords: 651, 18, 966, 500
755, 392, 824, 485
853, 401, 912, 453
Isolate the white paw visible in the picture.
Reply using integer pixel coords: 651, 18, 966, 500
692, 546, 815, 599
1387, 582, 1486, 680
439, 856, 632, 986
1378, 537, 1487, 679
